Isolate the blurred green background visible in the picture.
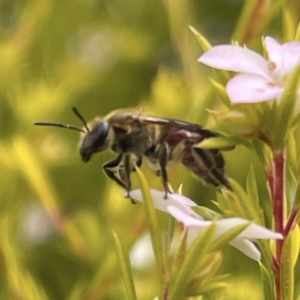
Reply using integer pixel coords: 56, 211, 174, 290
1, 0, 299, 299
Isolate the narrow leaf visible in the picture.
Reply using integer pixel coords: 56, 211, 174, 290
295, 22, 300, 41
229, 179, 261, 221
196, 137, 237, 150
259, 263, 274, 300
246, 165, 260, 211
283, 5, 297, 41
170, 222, 216, 300
188, 280, 228, 296
113, 231, 137, 300
231, 0, 259, 42
281, 228, 298, 300
189, 26, 211, 52
209, 78, 231, 107
11, 136, 61, 222
135, 167, 165, 282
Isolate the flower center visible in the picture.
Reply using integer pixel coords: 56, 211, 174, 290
268, 60, 284, 87
268, 61, 276, 71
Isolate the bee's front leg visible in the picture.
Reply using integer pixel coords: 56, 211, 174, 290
123, 153, 133, 199
158, 142, 171, 199
103, 154, 136, 203
103, 154, 127, 189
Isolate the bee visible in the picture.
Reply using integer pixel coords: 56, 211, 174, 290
34, 107, 231, 199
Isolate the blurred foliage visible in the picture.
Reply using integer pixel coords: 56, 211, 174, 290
1, 0, 300, 299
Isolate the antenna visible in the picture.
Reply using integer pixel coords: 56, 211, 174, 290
34, 121, 86, 133
72, 107, 90, 133
34, 107, 89, 133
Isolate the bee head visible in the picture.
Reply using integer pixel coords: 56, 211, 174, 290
79, 120, 112, 162
34, 107, 114, 163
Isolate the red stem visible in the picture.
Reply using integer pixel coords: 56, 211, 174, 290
273, 150, 285, 258
270, 149, 285, 300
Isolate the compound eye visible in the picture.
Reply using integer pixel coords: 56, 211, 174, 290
80, 121, 110, 162
91, 121, 110, 150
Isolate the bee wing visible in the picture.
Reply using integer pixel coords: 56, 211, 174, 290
137, 115, 219, 139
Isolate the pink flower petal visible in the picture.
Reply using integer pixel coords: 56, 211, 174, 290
281, 41, 300, 75
198, 45, 270, 78
227, 74, 283, 103
264, 36, 283, 71
264, 36, 300, 78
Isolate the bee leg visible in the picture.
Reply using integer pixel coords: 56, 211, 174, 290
103, 155, 136, 204
135, 157, 143, 169
184, 147, 231, 190
123, 153, 133, 199
103, 154, 128, 190
158, 142, 171, 199
195, 148, 231, 189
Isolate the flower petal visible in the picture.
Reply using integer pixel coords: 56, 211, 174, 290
215, 218, 283, 240
229, 238, 261, 261
264, 36, 283, 71
281, 41, 300, 75
130, 232, 155, 269
186, 223, 262, 261
167, 206, 205, 226
198, 45, 270, 78
129, 189, 202, 221
264, 36, 300, 79
226, 74, 283, 103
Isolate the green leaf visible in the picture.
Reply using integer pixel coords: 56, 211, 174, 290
169, 222, 216, 300
295, 22, 300, 41
197, 251, 223, 280
229, 179, 261, 221
12, 136, 61, 220
215, 192, 245, 218
209, 78, 231, 107
259, 263, 275, 300
188, 276, 228, 296
281, 226, 299, 300
275, 63, 300, 148
246, 165, 260, 211
68, 280, 88, 300
232, 0, 260, 42
287, 133, 298, 181
113, 231, 137, 300
190, 26, 230, 85
290, 225, 299, 267
293, 185, 300, 208
189, 25, 211, 52
135, 167, 165, 282
192, 206, 223, 220
196, 137, 237, 150
283, 5, 297, 41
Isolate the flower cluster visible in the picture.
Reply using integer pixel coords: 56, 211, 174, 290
198, 36, 300, 104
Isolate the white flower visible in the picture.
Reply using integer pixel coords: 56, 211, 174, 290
198, 36, 300, 104
129, 189, 283, 261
